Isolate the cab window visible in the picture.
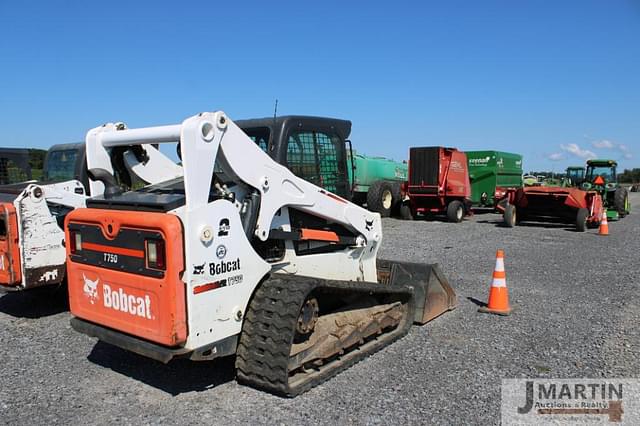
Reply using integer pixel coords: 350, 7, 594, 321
286, 130, 345, 195
243, 127, 270, 152
0, 158, 30, 184
44, 149, 78, 182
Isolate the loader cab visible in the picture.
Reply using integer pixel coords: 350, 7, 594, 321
43, 143, 90, 192
237, 116, 353, 200
0, 148, 36, 185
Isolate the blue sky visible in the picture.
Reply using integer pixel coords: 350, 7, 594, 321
1, 0, 638, 172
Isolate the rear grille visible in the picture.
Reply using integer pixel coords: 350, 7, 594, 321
409, 147, 439, 186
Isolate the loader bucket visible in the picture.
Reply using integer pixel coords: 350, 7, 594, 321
377, 259, 457, 324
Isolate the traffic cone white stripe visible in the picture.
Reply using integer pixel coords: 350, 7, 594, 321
492, 277, 507, 287
494, 258, 505, 272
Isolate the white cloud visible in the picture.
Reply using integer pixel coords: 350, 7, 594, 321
589, 140, 632, 160
560, 143, 596, 159
592, 139, 614, 149
546, 152, 565, 161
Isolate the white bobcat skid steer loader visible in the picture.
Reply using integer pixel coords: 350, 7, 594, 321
0, 138, 182, 291
67, 112, 457, 396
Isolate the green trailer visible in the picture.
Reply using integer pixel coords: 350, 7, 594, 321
465, 151, 523, 207
347, 152, 408, 216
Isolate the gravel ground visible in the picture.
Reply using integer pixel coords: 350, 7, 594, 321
1, 193, 638, 425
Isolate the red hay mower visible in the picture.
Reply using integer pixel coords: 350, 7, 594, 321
496, 186, 603, 232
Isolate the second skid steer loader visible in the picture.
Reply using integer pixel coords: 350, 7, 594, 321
0, 139, 182, 291
66, 111, 457, 396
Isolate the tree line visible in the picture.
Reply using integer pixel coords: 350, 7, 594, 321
618, 168, 640, 183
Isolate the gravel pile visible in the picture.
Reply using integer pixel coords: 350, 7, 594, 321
1, 193, 638, 425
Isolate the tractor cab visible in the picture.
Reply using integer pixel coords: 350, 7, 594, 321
584, 160, 616, 188
582, 159, 629, 220
565, 166, 585, 187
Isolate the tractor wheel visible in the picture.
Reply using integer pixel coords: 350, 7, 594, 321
575, 208, 589, 232
446, 200, 464, 223
367, 181, 393, 217
614, 187, 629, 217
400, 202, 413, 220
503, 204, 516, 228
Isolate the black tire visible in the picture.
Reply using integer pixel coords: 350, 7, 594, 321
400, 203, 413, 220
575, 208, 588, 232
390, 182, 403, 216
614, 187, 629, 217
503, 204, 516, 228
391, 182, 402, 206
446, 200, 464, 223
366, 181, 394, 217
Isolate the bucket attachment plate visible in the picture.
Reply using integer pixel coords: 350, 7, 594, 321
377, 259, 457, 324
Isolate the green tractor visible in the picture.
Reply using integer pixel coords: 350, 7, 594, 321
581, 159, 630, 220
564, 166, 585, 187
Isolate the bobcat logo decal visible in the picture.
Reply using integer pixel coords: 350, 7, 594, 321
365, 220, 374, 231
82, 274, 99, 305
193, 262, 206, 275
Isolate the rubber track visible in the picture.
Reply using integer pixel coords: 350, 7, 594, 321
235, 275, 415, 397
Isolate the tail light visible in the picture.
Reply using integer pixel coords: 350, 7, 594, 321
69, 231, 82, 254
146, 239, 165, 270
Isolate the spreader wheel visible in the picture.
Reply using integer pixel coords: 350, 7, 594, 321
400, 203, 413, 220
503, 204, 516, 228
446, 200, 464, 223
575, 208, 588, 232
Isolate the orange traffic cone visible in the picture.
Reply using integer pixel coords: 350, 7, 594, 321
479, 250, 512, 316
598, 209, 609, 236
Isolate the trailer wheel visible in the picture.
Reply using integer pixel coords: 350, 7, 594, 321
503, 204, 516, 228
390, 182, 402, 215
446, 200, 464, 223
367, 181, 393, 217
576, 208, 588, 232
400, 203, 413, 220
614, 187, 629, 217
